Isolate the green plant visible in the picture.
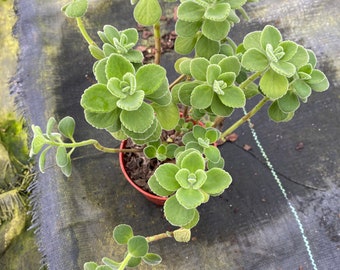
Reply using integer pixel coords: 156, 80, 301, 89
29, 0, 329, 268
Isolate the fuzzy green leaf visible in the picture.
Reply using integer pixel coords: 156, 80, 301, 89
204, 3, 230, 22
190, 58, 209, 81
175, 20, 201, 37
81, 84, 118, 112
128, 236, 149, 258
280, 41, 298, 62
148, 175, 173, 197
56, 147, 68, 168
191, 84, 214, 109
106, 54, 135, 80
60, 156, 72, 177
204, 146, 221, 163
180, 151, 205, 172
120, 102, 154, 133
192, 125, 206, 140
241, 48, 268, 72
175, 36, 197, 55
85, 109, 120, 130
195, 35, 220, 59
113, 224, 134, 245
154, 163, 180, 191
93, 58, 108, 84
58, 116, 75, 139
293, 80, 312, 99
61, 0, 88, 18
260, 69, 288, 99
142, 253, 162, 266
270, 61, 296, 77
136, 64, 166, 95
117, 90, 145, 111
218, 86, 246, 108
175, 168, 191, 189
307, 69, 327, 85
133, 0, 161, 26
205, 128, 220, 143
309, 78, 329, 92
30, 135, 46, 156
260, 25, 282, 50
218, 56, 241, 75
210, 95, 234, 116
289, 45, 309, 68
277, 91, 300, 113
152, 102, 179, 130
89, 45, 105, 60
176, 188, 204, 209
177, 1, 205, 22
268, 101, 293, 122
38, 146, 50, 173
46, 117, 57, 138
201, 168, 232, 195
84, 262, 98, 270
202, 19, 230, 41
242, 31, 262, 50
102, 257, 120, 269
164, 196, 196, 227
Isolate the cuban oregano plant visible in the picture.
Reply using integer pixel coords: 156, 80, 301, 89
29, 0, 329, 268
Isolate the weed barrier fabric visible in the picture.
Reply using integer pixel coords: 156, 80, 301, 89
13, 0, 339, 269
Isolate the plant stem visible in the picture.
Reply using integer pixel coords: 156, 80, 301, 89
220, 96, 269, 141
153, 22, 161, 65
146, 231, 174, 242
118, 253, 133, 270
48, 139, 140, 153
169, 74, 186, 90
76, 17, 98, 47
239, 71, 262, 89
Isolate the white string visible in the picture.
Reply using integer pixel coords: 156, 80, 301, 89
243, 107, 318, 270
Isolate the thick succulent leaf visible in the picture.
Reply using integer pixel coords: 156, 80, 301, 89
177, 1, 205, 22
260, 25, 282, 50
242, 31, 262, 50
81, 84, 118, 112
113, 224, 134, 245
122, 28, 139, 45
175, 168, 191, 189
125, 50, 144, 63
260, 69, 288, 99
58, 116, 75, 139
146, 78, 171, 105
289, 45, 309, 68
85, 109, 121, 130
195, 35, 220, 59
103, 25, 120, 43
180, 150, 205, 172
175, 57, 191, 75
61, 0, 88, 18
182, 209, 200, 229
142, 253, 162, 266
175, 36, 197, 55
191, 84, 214, 109
268, 101, 291, 122
218, 86, 246, 108
30, 134, 46, 156
121, 117, 158, 141
84, 262, 99, 270
227, 0, 247, 9
190, 58, 209, 81
206, 64, 222, 85
164, 196, 196, 227
60, 156, 72, 177
38, 146, 50, 173
133, 0, 162, 26
56, 146, 68, 168
120, 102, 154, 133
117, 90, 145, 111
102, 257, 121, 269
280, 41, 298, 62
202, 19, 230, 41
128, 236, 149, 257
136, 64, 166, 95
218, 56, 241, 75
107, 78, 126, 98
309, 77, 329, 92
182, 132, 196, 145
201, 168, 232, 195
204, 145, 221, 163
152, 102, 179, 130
241, 48, 268, 72
175, 20, 202, 38
103, 43, 117, 57
270, 61, 296, 77
207, 156, 225, 169
307, 69, 328, 85
131, 121, 162, 145
210, 94, 234, 116
176, 188, 204, 209
204, 3, 230, 22
106, 54, 135, 80
88, 44, 105, 60
292, 80, 312, 99
154, 164, 180, 191
205, 128, 220, 143
192, 125, 206, 140
93, 58, 108, 84
277, 91, 300, 113
178, 82, 199, 106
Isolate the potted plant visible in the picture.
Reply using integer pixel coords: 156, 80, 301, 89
29, 0, 329, 269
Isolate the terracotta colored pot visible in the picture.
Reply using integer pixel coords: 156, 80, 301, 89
119, 140, 167, 206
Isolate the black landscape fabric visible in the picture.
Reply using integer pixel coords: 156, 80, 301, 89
12, 0, 339, 269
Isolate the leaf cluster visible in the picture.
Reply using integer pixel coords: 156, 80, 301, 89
30, 117, 76, 177
84, 224, 162, 270
148, 148, 232, 227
